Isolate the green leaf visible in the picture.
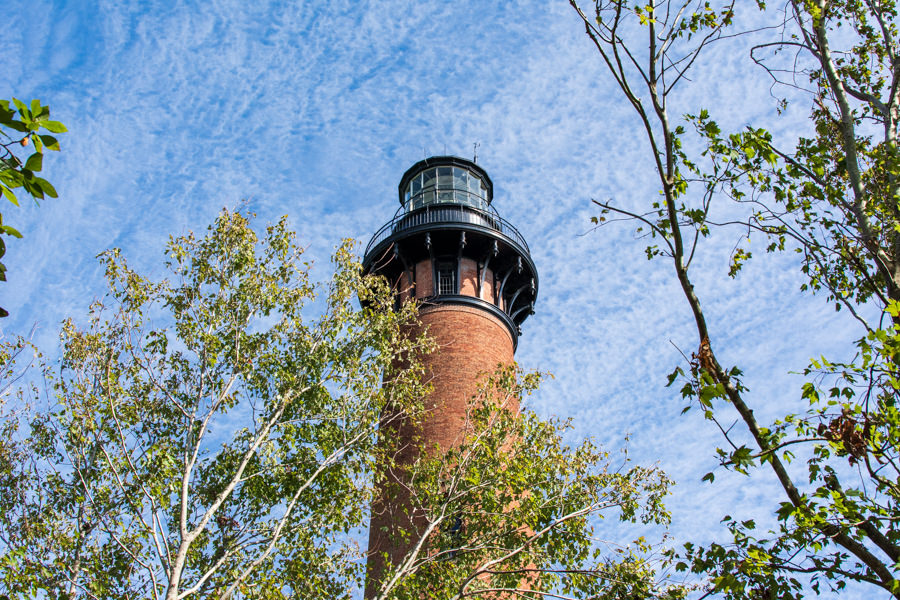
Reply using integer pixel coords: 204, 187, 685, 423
699, 383, 723, 404
38, 135, 59, 151
775, 502, 794, 521
666, 366, 684, 386
1, 225, 22, 238
33, 103, 50, 121
730, 446, 754, 470
801, 382, 819, 403
0, 168, 23, 187
886, 300, 900, 318
22, 177, 44, 200
1, 185, 19, 206
34, 177, 58, 198
4, 120, 29, 133
11, 97, 27, 116
40, 120, 67, 133
24, 153, 42, 172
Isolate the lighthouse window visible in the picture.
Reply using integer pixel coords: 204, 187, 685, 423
436, 261, 457, 295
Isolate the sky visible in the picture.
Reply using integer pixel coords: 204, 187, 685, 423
1, 0, 871, 597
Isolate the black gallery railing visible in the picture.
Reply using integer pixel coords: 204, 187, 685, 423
365, 204, 530, 257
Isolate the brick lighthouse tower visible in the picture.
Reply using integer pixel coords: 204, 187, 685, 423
362, 156, 538, 596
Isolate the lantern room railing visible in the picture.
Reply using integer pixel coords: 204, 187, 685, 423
364, 204, 531, 258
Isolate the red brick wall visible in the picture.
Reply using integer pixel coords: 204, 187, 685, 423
397, 271, 413, 303
415, 259, 433, 298
365, 304, 515, 598
416, 304, 515, 450
459, 257, 478, 297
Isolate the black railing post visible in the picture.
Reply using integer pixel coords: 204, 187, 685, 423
364, 204, 529, 258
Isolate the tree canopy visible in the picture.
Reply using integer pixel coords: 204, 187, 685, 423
367, 367, 679, 600
570, 0, 900, 596
0, 210, 680, 599
0, 210, 430, 598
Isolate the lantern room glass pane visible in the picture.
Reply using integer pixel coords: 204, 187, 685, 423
422, 168, 436, 190
453, 167, 467, 190
437, 167, 452, 189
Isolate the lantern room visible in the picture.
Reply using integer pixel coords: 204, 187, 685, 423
363, 156, 538, 347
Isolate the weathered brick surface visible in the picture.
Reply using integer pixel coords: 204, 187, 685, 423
396, 271, 413, 302
416, 304, 514, 449
459, 257, 478, 297
482, 265, 495, 303
415, 260, 433, 298
365, 304, 515, 598
457, 257, 495, 302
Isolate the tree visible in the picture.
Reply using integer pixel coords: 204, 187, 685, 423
570, 0, 900, 597
367, 367, 682, 600
0, 98, 66, 316
0, 209, 431, 599
0, 209, 686, 599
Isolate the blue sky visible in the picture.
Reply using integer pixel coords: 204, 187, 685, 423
2, 0, 867, 596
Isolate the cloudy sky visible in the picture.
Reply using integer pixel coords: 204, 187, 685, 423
3, 0, 867, 596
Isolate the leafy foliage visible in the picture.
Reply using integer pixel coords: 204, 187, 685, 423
369, 367, 686, 600
0, 210, 431, 599
572, 0, 900, 596
0, 98, 66, 316
0, 210, 685, 600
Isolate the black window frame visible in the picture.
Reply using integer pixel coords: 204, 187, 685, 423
435, 259, 458, 296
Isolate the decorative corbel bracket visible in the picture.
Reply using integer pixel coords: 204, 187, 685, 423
477, 240, 499, 298
394, 244, 413, 298
496, 256, 524, 309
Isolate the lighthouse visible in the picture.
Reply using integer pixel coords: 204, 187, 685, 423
362, 156, 538, 595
